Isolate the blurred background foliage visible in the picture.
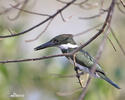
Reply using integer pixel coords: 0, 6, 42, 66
0, 0, 125, 100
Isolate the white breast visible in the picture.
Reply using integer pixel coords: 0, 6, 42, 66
68, 58, 100, 78
68, 58, 89, 73
76, 63, 90, 73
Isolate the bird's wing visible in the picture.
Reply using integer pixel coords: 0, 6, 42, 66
74, 49, 104, 73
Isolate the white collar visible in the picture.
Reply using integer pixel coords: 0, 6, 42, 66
59, 43, 78, 49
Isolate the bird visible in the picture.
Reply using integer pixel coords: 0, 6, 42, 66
34, 34, 120, 89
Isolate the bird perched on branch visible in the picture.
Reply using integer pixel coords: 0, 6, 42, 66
34, 34, 120, 89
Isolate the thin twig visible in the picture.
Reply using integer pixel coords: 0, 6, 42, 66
57, 87, 82, 96
120, 0, 125, 7
0, 53, 71, 64
116, 3, 125, 14
7, 28, 13, 35
74, 23, 103, 37
79, 2, 99, 10
56, 0, 88, 5
79, 10, 106, 20
107, 36, 117, 51
8, 0, 29, 20
25, 18, 54, 42
110, 27, 125, 55
51, 72, 84, 78
78, 76, 91, 100
11, 5, 51, 17
0, 1, 23, 15
100, 0, 105, 11
60, 12, 66, 22
0, 0, 76, 39
57, 0, 99, 10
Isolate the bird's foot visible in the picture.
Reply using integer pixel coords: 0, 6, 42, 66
74, 67, 84, 88
74, 66, 80, 71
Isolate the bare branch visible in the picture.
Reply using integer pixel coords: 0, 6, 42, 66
110, 27, 125, 55
25, 18, 53, 42
79, 2, 99, 10
107, 36, 117, 51
57, 0, 99, 10
79, 9, 107, 20
120, 0, 125, 7
100, 0, 105, 11
8, 0, 29, 20
7, 28, 13, 35
116, 3, 125, 14
60, 12, 66, 22
51, 72, 84, 78
57, 87, 82, 96
0, 1, 23, 15
10, 5, 51, 17
78, 76, 91, 100
0, 53, 71, 64
74, 23, 117, 52
56, 0, 88, 5
0, 0, 77, 39
74, 23, 102, 37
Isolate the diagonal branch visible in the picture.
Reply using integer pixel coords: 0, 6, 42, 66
107, 36, 117, 51
10, 5, 51, 17
79, 10, 107, 20
0, 1, 23, 15
25, 18, 54, 42
74, 23, 102, 37
8, 0, 29, 20
120, 0, 125, 7
116, 2, 125, 14
110, 27, 125, 55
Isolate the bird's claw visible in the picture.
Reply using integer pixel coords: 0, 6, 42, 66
74, 67, 83, 88
74, 66, 79, 72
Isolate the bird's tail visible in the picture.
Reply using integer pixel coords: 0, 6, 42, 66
97, 72, 120, 89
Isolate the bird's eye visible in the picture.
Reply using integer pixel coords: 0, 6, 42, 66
53, 39, 59, 43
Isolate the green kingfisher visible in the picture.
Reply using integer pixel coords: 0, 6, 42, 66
34, 34, 120, 89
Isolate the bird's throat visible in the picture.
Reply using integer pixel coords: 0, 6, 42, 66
59, 43, 78, 50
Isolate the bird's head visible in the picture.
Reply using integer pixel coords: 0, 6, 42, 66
34, 34, 77, 51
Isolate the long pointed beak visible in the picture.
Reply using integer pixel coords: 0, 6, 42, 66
34, 41, 55, 51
